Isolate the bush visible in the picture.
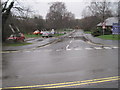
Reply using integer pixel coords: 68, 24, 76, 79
91, 28, 102, 37
91, 27, 112, 37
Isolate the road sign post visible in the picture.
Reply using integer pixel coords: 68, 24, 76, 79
102, 22, 106, 35
112, 23, 120, 35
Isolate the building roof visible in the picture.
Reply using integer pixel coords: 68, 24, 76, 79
97, 17, 118, 26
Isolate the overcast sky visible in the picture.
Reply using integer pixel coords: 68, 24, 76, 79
2, 0, 119, 19
16, 0, 92, 19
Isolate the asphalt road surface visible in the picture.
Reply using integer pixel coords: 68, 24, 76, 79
2, 30, 119, 89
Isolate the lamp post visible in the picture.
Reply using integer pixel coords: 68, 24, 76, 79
102, 1, 106, 35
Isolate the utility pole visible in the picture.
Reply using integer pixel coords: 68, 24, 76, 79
118, 1, 120, 23
118, 1, 120, 34
102, 1, 106, 35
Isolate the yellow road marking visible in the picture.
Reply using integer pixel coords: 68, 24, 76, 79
43, 78, 119, 88
1, 76, 119, 89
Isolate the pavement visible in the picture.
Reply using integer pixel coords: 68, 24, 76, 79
2, 30, 119, 51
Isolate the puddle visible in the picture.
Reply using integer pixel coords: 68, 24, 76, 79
3, 50, 17, 52
3, 75, 19, 79
91, 69, 105, 73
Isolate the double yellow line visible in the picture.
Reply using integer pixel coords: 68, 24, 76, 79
1, 76, 120, 89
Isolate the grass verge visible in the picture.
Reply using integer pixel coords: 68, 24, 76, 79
84, 31, 91, 34
25, 33, 65, 38
97, 35, 120, 40
25, 34, 42, 38
53, 33, 65, 37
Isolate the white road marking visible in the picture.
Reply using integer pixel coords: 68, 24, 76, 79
24, 51, 32, 53
113, 47, 119, 49
2, 46, 118, 54
94, 47, 103, 49
104, 47, 112, 49
24, 49, 53, 53
56, 49, 61, 51
70, 40, 72, 43
85, 48, 93, 50
74, 48, 82, 50
1, 51, 10, 53
66, 49, 72, 51
66, 45, 70, 50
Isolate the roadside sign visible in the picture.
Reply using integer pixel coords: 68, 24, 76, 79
102, 22, 106, 35
112, 23, 120, 34
102, 22, 106, 29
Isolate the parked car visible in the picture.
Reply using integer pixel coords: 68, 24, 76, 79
42, 31, 53, 38
33, 30, 42, 35
7, 33, 25, 42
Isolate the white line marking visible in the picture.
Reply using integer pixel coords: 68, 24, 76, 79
113, 47, 119, 49
85, 48, 93, 50
104, 47, 112, 49
66, 49, 72, 51
1, 51, 10, 53
56, 50, 61, 51
24, 51, 31, 52
74, 48, 82, 50
70, 40, 72, 43
94, 47, 103, 49
66, 45, 70, 50
43, 49, 52, 52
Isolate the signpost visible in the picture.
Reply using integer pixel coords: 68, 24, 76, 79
112, 23, 120, 35
102, 22, 106, 35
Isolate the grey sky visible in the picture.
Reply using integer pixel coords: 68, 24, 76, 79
19, 0, 91, 19
2, 0, 119, 19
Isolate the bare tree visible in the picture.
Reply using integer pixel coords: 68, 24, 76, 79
2, 0, 14, 27
83, 0, 112, 22
62, 12, 75, 28
46, 2, 66, 29
46, 2, 75, 29
118, 1, 120, 22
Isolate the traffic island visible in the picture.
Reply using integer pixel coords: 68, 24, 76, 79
84, 33, 119, 47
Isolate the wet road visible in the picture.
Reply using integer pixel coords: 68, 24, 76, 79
2, 30, 119, 88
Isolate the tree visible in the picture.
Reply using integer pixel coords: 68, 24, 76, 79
1, 0, 35, 41
62, 12, 75, 28
80, 0, 117, 33
118, 1, 120, 22
2, 0, 15, 41
46, 2, 75, 29
33, 15, 45, 30
2, 0, 14, 29
83, 0, 112, 22
46, 2, 66, 29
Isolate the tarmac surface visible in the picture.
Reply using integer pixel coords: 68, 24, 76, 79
1, 30, 119, 89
